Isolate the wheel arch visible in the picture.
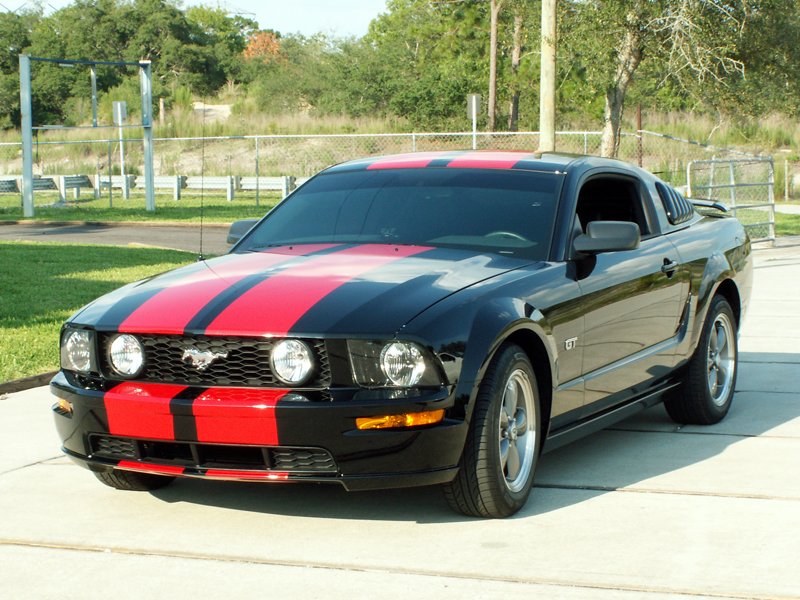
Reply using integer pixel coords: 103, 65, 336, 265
503, 329, 553, 439
713, 278, 742, 326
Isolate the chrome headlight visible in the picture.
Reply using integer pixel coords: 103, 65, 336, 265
60, 328, 95, 373
108, 334, 144, 377
349, 340, 445, 388
271, 339, 314, 385
380, 342, 426, 386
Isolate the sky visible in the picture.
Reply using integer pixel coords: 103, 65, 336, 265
0, 0, 389, 38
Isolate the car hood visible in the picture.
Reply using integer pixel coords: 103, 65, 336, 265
75, 243, 540, 337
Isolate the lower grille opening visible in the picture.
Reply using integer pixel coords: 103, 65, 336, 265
141, 441, 194, 464
201, 445, 266, 469
89, 435, 337, 474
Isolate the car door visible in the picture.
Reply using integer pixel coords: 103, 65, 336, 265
573, 174, 685, 416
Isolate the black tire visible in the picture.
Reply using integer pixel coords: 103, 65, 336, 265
443, 344, 542, 518
93, 469, 175, 491
665, 295, 738, 425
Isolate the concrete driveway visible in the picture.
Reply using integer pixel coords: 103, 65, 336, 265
1, 244, 798, 599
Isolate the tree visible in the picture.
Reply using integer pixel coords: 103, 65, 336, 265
562, 1, 748, 157
487, 0, 504, 130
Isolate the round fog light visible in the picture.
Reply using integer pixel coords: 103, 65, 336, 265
271, 339, 314, 385
108, 334, 144, 377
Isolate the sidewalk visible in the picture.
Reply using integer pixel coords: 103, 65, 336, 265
0, 244, 798, 599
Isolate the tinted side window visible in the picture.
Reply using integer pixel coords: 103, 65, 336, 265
575, 176, 650, 235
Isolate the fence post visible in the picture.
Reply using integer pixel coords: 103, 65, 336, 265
255, 137, 260, 207
57, 176, 66, 203
728, 161, 736, 208
226, 176, 235, 201
768, 158, 776, 242
785, 159, 789, 201
412, 133, 417, 153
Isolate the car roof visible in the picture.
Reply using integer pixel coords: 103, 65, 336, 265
324, 151, 638, 175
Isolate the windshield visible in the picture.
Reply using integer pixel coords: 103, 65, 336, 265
236, 168, 562, 259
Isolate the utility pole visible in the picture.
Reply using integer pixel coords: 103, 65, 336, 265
539, 0, 557, 152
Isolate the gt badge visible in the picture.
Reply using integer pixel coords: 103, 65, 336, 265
182, 347, 228, 371
565, 337, 578, 351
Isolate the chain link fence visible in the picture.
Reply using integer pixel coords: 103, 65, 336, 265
686, 157, 775, 242
0, 130, 778, 236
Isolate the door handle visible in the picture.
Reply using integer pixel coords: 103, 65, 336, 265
661, 258, 679, 275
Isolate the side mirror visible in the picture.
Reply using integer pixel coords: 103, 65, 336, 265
573, 221, 641, 254
227, 219, 259, 245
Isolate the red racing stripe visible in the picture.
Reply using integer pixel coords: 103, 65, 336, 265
119, 245, 337, 335
366, 152, 450, 170
105, 382, 187, 440
204, 470, 290, 481
116, 460, 186, 476
446, 151, 536, 170
204, 244, 432, 337
192, 388, 288, 445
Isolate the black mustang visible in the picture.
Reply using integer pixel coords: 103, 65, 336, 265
52, 151, 752, 517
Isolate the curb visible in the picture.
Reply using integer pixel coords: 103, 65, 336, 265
0, 220, 230, 229
0, 372, 57, 395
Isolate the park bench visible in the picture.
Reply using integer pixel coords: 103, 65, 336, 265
134, 175, 187, 200
239, 176, 295, 198
57, 175, 94, 201
0, 178, 19, 193
186, 175, 238, 201
94, 174, 136, 199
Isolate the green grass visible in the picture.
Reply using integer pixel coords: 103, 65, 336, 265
776, 212, 800, 236
0, 191, 279, 223
0, 241, 194, 382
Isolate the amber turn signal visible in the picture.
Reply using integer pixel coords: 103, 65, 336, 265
356, 409, 445, 430
54, 398, 73, 416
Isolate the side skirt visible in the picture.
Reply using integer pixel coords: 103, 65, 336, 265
543, 381, 681, 454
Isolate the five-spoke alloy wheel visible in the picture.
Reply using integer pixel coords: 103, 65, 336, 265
444, 344, 541, 518
665, 294, 738, 425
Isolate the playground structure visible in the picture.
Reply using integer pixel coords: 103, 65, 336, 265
18, 55, 155, 217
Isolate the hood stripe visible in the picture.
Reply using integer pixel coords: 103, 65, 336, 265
183, 244, 346, 334
203, 244, 432, 337
118, 244, 339, 335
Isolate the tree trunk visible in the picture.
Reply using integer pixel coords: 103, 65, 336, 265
488, 0, 502, 131
507, 10, 523, 131
600, 23, 642, 158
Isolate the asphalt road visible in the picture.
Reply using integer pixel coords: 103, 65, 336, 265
1, 244, 798, 599
0, 221, 231, 256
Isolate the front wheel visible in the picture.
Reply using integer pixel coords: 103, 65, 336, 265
665, 294, 738, 425
443, 344, 541, 518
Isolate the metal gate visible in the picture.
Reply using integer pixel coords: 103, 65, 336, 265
686, 157, 775, 243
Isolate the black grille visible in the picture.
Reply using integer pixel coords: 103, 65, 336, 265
92, 436, 137, 459
99, 334, 330, 388
271, 448, 337, 472
89, 435, 337, 474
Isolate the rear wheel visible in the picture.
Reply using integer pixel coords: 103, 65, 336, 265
665, 295, 738, 425
443, 344, 541, 518
93, 469, 175, 491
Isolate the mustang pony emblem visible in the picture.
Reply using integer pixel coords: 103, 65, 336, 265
181, 347, 228, 371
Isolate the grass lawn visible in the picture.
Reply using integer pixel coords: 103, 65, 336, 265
776, 212, 800, 236
0, 191, 280, 223
0, 241, 194, 382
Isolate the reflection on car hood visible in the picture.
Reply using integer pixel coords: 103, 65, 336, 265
74, 243, 540, 337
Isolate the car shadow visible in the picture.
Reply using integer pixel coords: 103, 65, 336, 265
152, 350, 799, 523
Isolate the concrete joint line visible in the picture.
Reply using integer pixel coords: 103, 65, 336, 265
0, 539, 790, 600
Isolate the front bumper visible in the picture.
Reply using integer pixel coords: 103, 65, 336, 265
51, 372, 465, 491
